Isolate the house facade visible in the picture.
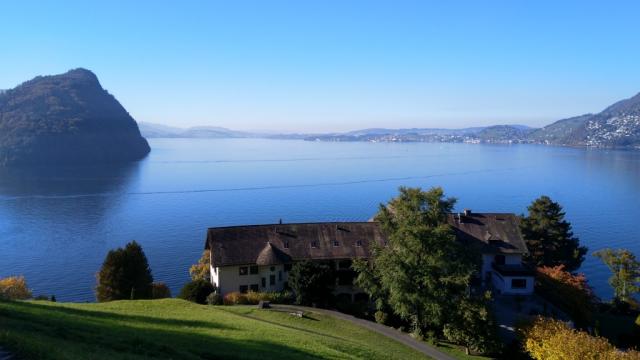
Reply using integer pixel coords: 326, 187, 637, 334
205, 210, 534, 297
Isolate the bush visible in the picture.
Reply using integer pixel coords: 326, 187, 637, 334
95, 241, 154, 302
223, 292, 249, 305
206, 292, 223, 305
536, 265, 595, 327
221, 291, 294, 305
374, 311, 389, 325
178, 279, 215, 304
151, 282, 172, 299
524, 316, 640, 360
0, 276, 32, 300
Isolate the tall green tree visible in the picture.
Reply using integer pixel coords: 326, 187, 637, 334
96, 241, 154, 302
520, 196, 587, 272
443, 292, 501, 355
354, 186, 478, 337
594, 248, 640, 303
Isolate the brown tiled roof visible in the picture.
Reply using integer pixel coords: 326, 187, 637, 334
446, 212, 528, 254
206, 213, 528, 267
206, 222, 385, 267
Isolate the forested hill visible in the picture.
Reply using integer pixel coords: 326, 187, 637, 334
0, 68, 150, 166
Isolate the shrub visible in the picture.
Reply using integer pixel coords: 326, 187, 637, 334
0, 276, 32, 300
95, 241, 154, 302
524, 316, 640, 360
206, 292, 223, 305
374, 311, 388, 325
223, 291, 249, 305
151, 282, 172, 299
178, 279, 215, 304
536, 265, 596, 327
245, 291, 270, 304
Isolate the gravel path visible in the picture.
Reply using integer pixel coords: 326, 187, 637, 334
271, 305, 457, 360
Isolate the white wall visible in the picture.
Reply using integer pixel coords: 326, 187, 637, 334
213, 264, 289, 295
491, 272, 534, 295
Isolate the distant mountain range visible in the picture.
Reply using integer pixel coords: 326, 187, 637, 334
140, 92, 640, 149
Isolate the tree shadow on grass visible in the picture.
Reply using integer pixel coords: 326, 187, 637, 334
0, 300, 235, 331
0, 300, 325, 360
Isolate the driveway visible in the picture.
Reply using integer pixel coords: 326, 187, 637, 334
270, 305, 457, 360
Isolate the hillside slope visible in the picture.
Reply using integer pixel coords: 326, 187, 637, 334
0, 299, 425, 360
0, 69, 150, 166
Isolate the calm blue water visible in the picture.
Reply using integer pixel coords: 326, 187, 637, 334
1, 138, 638, 302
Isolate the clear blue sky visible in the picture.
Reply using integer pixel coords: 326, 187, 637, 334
1, 1, 639, 132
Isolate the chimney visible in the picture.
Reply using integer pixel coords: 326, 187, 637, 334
463, 209, 472, 216
279, 218, 283, 224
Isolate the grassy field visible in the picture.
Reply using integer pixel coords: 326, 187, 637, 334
0, 299, 427, 360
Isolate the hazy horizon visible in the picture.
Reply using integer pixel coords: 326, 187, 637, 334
2, 1, 639, 132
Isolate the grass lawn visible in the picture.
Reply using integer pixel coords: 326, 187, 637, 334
0, 299, 427, 360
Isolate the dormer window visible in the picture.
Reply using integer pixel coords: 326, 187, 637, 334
284, 241, 289, 249
333, 240, 340, 247
311, 241, 318, 248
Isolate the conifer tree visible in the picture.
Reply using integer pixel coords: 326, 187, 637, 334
520, 196, 587, 272
96, 241, 154, 302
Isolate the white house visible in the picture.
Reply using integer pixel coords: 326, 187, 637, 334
205, 210, 534, 297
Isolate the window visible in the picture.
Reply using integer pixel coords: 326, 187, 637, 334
269, 275, 276, 285
356, 240, 362, 247
278, 271, 282, 281
333, 240, 340, 247
284, 263, 292, 272
494, 255, 505, 265
239, 266, 248, 276
261, 277, 266, 287
250, 284, 259, 292
284, 241, 289, 249
249, 265, 259, 274
270, 266, 275, 272
311, 241, 318, 248
511, 279, 527, 289
239, 285, 248, 293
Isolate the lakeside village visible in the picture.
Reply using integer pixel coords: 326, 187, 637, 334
2, 187, 640, 358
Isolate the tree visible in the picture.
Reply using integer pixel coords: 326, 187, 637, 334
95, 241, 154, 302
524, 317, 640, 360
520, 196, 587, 272
354, 187, 478, 337
536, 265, 596, 327
288, 260, 335, 306
443, 292, 501, 355
178, 279, 215, 304
594, 248, 640, 303
0, 276, 32, 300
189, 250, 210, 281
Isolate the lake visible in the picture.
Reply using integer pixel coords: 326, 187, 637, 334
1, 138, 639, 302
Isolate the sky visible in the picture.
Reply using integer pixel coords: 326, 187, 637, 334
1, 1, 640, 133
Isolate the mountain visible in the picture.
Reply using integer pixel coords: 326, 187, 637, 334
138, 122, 261, 138
531, 92, 640, 148
308, 125, 534, 143
476, 125, 534, 142
0, 69, 150, 166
